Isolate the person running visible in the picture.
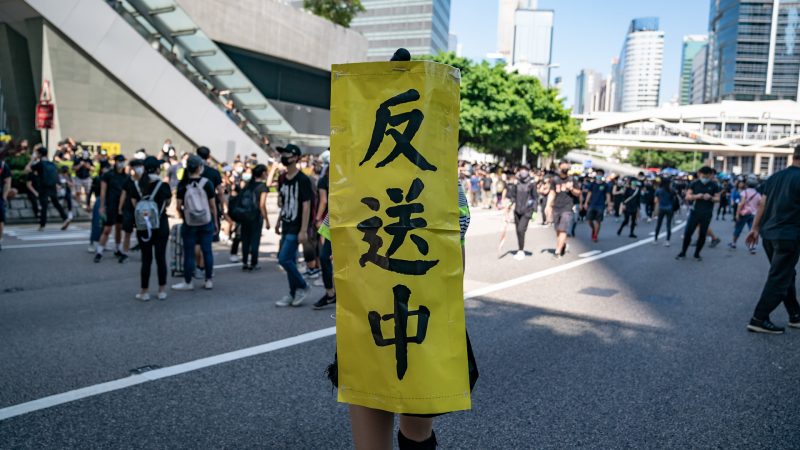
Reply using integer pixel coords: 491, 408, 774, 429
25, 146, 71, 231
0, 148, 11, 251
676, 166, 720, 261
275, 144, 312, 307
94, 155, 128, 263
730, 178, 761, 254
583, 169, 612, 243
744, 145, 800, 334
617, 178, 641, 238
653, 178, 677, 246
131, 156, 171, 301
507, 166, 537, 260
172, 155, 218, 291
546, 160, 581, 259
313, 151, 336, 309
238, 164, 270, 271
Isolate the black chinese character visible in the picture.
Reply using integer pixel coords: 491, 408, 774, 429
360, 89, 437, 172
368, 285, 430, 380
358, 178, 438, 275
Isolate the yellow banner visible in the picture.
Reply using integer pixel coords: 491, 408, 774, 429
330, 61, 469, 414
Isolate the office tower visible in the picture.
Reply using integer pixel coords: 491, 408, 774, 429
575, 69, 604, 114
349, 0, 451, 61
707, 0, 800, 102
680, 35, 709, 104
511, 6, 554, 85
692, 44, 709, 104
614, 18, 664, 112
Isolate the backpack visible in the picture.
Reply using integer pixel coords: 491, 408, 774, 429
134, 181, 165, 242
513, 181, 536, 214
229, 184, 259, 223
41, 161, 58, 188
183, 178, 212, 226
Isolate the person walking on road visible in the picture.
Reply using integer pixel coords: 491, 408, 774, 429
237, 164, 270, 271
275, 144, 312, 307
93, 155, 128, 263
617, 178, 642, 238
132, 156, 172, 301
583, 169, 612, 243
730, 178, 761, 254
25, 146, 72, 231
676, 167, 720, 261
546, 160, 581, 259
744, 146, 800, 334
172, 155, 218, 291
653, 178, 677, 246
313, 151, 336, 309
507, 166, 537, 260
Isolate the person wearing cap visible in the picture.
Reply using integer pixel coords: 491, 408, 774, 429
172, 154, 219, 291
131, 156, 172, 301
94, 154, 129, 262
274, 144, 313, 307
117, 159, 146, 263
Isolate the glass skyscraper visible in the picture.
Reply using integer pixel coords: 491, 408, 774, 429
613, 18, 665, 112
679, 35, 709, 105
707, 0, 800, 102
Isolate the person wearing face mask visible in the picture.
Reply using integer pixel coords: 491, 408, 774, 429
236, 165, 270, 271
506, 166, 537, 260
131, 156, 172, 301
546, 160, 582, 259
94, 155, 129, 262
676, 166, 720, 261
583, 169, 612, 242
617, 177, 642, 238
117, 159, 145, 263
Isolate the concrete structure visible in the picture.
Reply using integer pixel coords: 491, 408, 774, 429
349, 0, 451, 61
707, 0, 800, 102
614, 18, 664, 112
497, 0, 536, 60
578, 100, 799, 175
692, 44, 709, 104
511, 5, 554, 85
575, 69, 604, 115
679, 35, 708, 105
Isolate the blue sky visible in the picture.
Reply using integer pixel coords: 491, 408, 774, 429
450, 0, 709, 109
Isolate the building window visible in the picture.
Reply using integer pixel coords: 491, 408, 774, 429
741, 156, 754, 174
774, 156, 788, 172
760, 156, 771, 175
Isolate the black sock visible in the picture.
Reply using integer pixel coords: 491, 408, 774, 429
398, 430, 437, 450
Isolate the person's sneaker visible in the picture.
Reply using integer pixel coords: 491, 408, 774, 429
114, 250, 123, 259
118, 254, 129, 264
728, 243, 737, 250
135, 293, 150, 302
709, 238, 721, 248
749, 247, 757, 255
664, 241, 671, 247
788, 315, 800, 329
94, 253, 103, 263
303, 268, 321, 279
652, 239, 659, 245
616, 228, 622, 236
229, 254, 240, 263
552, 253, 562, 260
250, 265, 261, 271
88, 244, 96, 253
157, 292, 168, 301
60, 218, 72, 230
693, 255, 703, 262
292, 285, 311, 306
513, 251, 525, 261
747, 318, 785, 334
313, 278, 325, 287
131, 243, 140, 252
675, 253, 686, 260
194, 268, 205, 280
313, 294, 337, 310
242, 264, 251, 272
276, 295, 293, 307
203, 280, 213, 290
629, 234, 638, 239
171, 281, 194, 291
38, 226, 45, 232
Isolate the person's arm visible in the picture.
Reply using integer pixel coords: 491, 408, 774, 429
2, 173, 11, 201
216, 183, 228, 219
100, 180, 107, 215
299, 200, 310, 243
545, 189, 555, 222
685, 188, 695, 202
208, 196, 219, 232
605, 191, 613, 211
259, 190, 270, 230
315, 188, 328, 225
583, 190, 592, 210
26, 178, 38, 197
745, 195, 767, 247
118, 190, 127, 215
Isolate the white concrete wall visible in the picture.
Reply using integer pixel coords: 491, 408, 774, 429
178, 0, 368, 72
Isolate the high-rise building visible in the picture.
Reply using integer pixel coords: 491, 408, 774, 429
613, 18, 664, 112
575, 69, 604, 114
707, 0, 800, 102
511, 6, 554, 85
348, 0, 451, 61
692, 44, 710, 104
596, 75, 616, 112
497, 0, 538, 59
680, 35, 709, 105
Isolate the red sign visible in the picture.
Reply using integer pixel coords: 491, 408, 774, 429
36, 103, 54, 130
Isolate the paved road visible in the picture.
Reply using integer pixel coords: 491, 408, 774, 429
1, 207, 798, 449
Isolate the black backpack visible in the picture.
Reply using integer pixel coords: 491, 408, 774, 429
229, 185, 258, 223
40, 161, 58, 188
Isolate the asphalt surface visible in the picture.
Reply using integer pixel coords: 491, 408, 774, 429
1, 206, 798, 449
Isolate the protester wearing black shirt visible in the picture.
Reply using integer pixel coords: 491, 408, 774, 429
617, 179, 642, 238
0, 154, 11, 250
26, 146, 70, 230
238, 165, 270, 271
507, 167, 537, 260
131, 156, 172, 301
196, 146, 225, 242
745, 146, 800, 334
546, 160, 581, 258
676, 166, 720, 261
117, 159, 144, 263
313, 154, 337, 310
73, 150, 93, 209
94, 155, 129, 262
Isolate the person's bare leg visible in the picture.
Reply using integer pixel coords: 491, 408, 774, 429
349, 405, 394, 450
114, 223, 122, 250
556, 231, 568, 255
122, 232, 131, 254
399, 415, 434, 442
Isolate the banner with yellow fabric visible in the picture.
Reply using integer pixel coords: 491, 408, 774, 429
329, 61, 470, 414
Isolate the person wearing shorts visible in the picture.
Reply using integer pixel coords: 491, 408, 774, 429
583, 169, 612, 242
94, 155, 129, 263
547, 160, 581, 259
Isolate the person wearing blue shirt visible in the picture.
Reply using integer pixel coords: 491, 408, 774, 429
582, 169, 612, 243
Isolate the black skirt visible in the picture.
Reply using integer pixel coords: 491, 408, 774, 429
326, 332, 478, 417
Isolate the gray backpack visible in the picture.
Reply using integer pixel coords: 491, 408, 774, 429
134, 181, 164, 242
184, 178, 212, 226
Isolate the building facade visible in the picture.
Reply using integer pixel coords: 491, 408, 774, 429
575, 69, 604, 114
680, 35, 709, 104
707, 0, 800, 102
511, 7, 554, 85
614, 18, 665, 112
692, 44, 710, 103
348, 0, 451, 61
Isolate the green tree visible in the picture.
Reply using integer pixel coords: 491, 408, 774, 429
625, 149, 701, 172
303, 0, 364, 27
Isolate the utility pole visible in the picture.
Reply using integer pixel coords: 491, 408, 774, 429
522, 144, 527, 166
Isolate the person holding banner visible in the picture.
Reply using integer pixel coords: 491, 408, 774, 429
327, 48, 477, 450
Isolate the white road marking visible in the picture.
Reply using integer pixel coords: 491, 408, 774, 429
649, 232, 656, 236
3, 241, 87, 249
578, 250, 602, 258
0, 223, 686, 421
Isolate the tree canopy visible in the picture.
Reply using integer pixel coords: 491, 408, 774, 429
415, 52, 586, 162
625, 149, 702, 173
303, 0, 365, 28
